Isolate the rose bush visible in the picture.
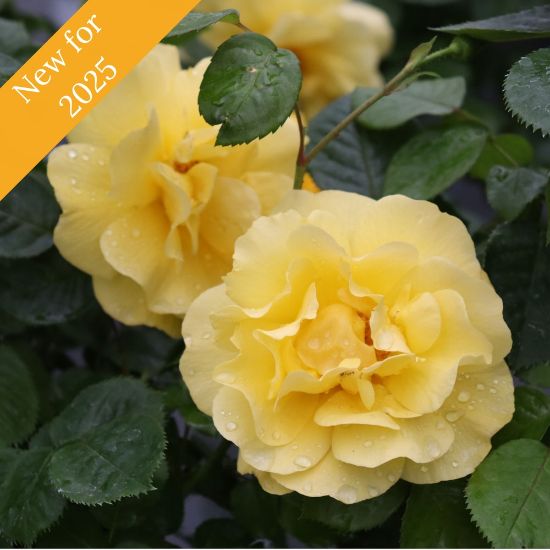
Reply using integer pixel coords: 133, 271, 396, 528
47, 44, 299, 336
197, 0, 393, 116
180, 191, 514, 503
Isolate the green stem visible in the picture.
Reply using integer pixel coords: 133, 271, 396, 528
294, 106, 307, 189
306, 39, 465, 165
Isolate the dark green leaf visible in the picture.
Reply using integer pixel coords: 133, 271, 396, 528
0, 345, 39, 447
0, 170, 60, 259
0, 17, 30, 54
285, 482, 407, 534
470, 134, 534, 181
164, 383, 215, 435
523, 362, 550, 388
504, 48, 550, 136
47, 378, 165, 505
0, 448, 65, 546
307, 95, 405, 199
0, 52, 20, 86
467, 439, 550, 548
163, 10, 240, 45
384, 124, 488, 199
199, 32, 301, 145
0, 249, 93, 326
354, 77, 466, 130
49, 378, 164, 446
484, 218, 550, 370
433, 6, 550, 41
401, 480, 487, 548
493, 387, 550, 446
49, 414, 165, 505
487, 166, 548, 220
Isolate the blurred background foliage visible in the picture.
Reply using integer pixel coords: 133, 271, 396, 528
0, 0, 549, 548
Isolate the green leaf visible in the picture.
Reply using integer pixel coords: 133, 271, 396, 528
484, 217, 550, 370
504, 48, 550, 136
384, 124, 488, 199
307, 95, 405, 199
49, 377, 164, 446
163, 9, 240, 45
0, 170, 60, 259
286, 481, 407, 534
467, 439, 550, 548
401, 480, 487, 548
470, 134, 534, 181
164, 383, 215, 435
524, 362, 550, 388
199, 32, 301, 145
0, 249, 93, 326
0, 52, 20, 86
47, 378, 165, 505
433, 6, 550, 41
0, 18, 30, 54
493, 387, 550, 446
487, 166, 548, 220
353, 77, 466, 130
0, 448, 65, 546
0, 345, 39, 447
49, 413, 165, 505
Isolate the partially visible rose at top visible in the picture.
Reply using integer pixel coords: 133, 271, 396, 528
197, 0, 394, 117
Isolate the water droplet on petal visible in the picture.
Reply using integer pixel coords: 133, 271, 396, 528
131, 228, 141, 238
303, 483, 313, 493
217, 372, 236, 384
428, 441, 441, 458
293, 456, 312, 469
308, 338, 321, 350
67, 149, 78, 159
363, 440, 373, 448
272, 431, 281, 441
202, 332, 212, 340
368, 486, 379, 497
452, 461, 458, 468
476, 384, 485, 391
226, 421, 237, 432
336, 485, 358, 504
489, 388, 497, 394
457, 391, 470, 403
445, 411, 462, 423
82, 154, 90, 161
420, 466, 428, 473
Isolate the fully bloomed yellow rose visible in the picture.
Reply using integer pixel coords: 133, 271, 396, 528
180, 191, 514, 503
197, 0, 393, 116
48, 45, 299, 337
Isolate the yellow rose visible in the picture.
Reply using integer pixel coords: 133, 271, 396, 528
48, 45, 299, 337
180, 191, 514, 503
197, 0, 393, 117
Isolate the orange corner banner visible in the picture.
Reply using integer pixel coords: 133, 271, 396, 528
0, 0, 200, 200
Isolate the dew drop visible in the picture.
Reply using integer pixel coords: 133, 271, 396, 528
303, 483, 313, 493
291, 444, 298, 451
217, 372, 236, 384
226, 421, 237, 432
82, 154, 90, 161
67, 149, 78, 159
336, 485, 358, 504
70, 177, 77, 185
420, 466, 428, 473
476, 384, 485, 391
188, 368, 196, 376
272, 431, 281, 441
294, 456, 312, 469
457, 391, 470, 403
428, 441, 441, 458
363, 440, 373, 448
131, 228, 141, 238
445, 411, 462, 423
452, 461, 458, 468
436, 420, 445, 430
489, 388, 497, 394
202, 332, 212, 340
98, 159, 106, 166
308, 338, 321, 350
176, 298, 185, 306
387, 474, 396, 482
